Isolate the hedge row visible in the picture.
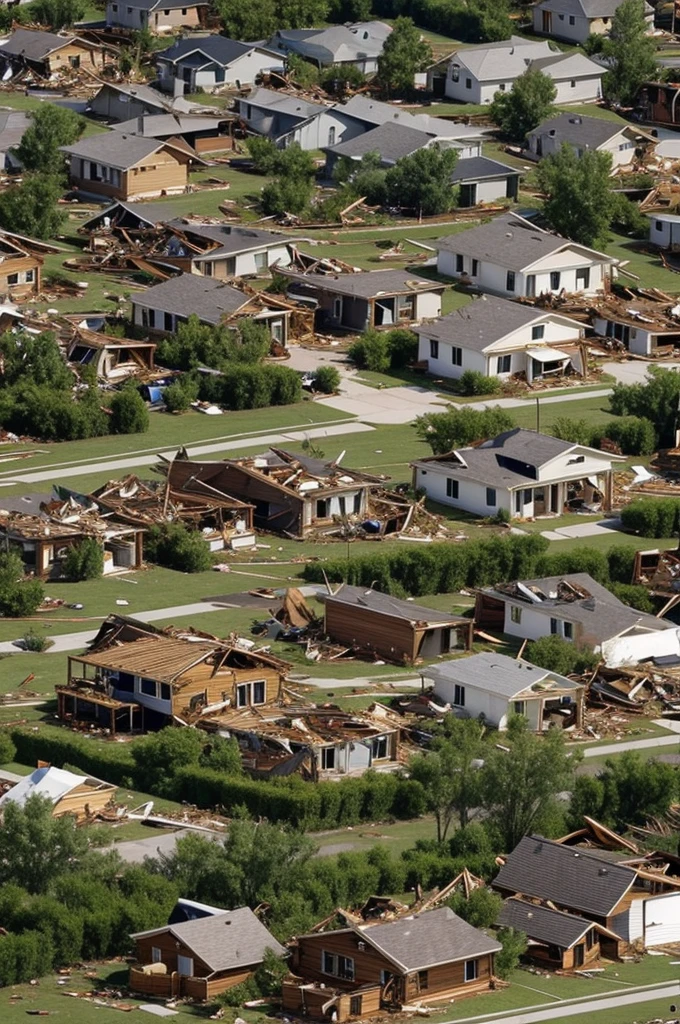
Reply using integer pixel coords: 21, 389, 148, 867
10, 729, 426, 829
0, 930, 54, 987
620, 498, 680, 538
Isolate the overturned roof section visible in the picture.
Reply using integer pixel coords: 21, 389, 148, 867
0, 766, 115, 809
283, 267, 444, 299
0, 28, 99, 60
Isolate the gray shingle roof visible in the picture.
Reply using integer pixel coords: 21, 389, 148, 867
414, 298, 564, 352
111, 114, 228, 138
529, 52, 604, 81
360, 907, 501, 971
481, 572, 674, 647
451, 156, 520, 183
269, 22, 390, 65
436, 213, 614, 271
286, 268, 443, 299
426, 652, 579, 700
131, 906, 286, 973
123, 0, 206, 9
339, 95, 487, 141
1, 28, 93, 61
497, 898, 594, 948
493, 835, 636, 917
166, 220, 292, 260
0, 110, 30, 154
536, 0, 652, 18
528, 112, 627, 150
322, 585, 468, 627
451, 37, 555, 82
132, 274, 248, 323
91, 82, 214, 116
157, 36, 274, 68
61, 133, 172, 171
244, 87, 327, 120
324, 121, 432, 164
80, 200, 183, 231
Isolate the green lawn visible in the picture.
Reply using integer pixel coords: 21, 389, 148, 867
314, 816, 438, 855
604, 230, 680, 294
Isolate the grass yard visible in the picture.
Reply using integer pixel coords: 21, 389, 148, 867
604, 230, 680, 294
314, 816, 437, 856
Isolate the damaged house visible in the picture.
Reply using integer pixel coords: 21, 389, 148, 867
283, 906, 501, 1021
57, 621, 289, 733
161, 448, 388, 538
525, 113, 655, 168
422, 651, 585, 732
156, 36, 279, 94
411, 427, 619, 520
493, 834, 680, 948
475, 573, 680, 668
590, 289, 680, 357
321, 585, 473, 665
496, 897, 619, 970
0, 28, 106, 78
106, 0, 208, 33
276, 267, 444, 331
0, 229, 48, 299
0, 492, 144, 580
110, 114, 236, 156
66, 326, 157, 383
415, 295, 587, 383
436, 213, 618, 299
0, 765, 116, 822
154, 220, 299, 279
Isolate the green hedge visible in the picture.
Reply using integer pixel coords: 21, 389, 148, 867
620, 498, 680, 538
10, 729, 135, 787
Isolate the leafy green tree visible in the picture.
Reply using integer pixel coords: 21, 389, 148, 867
312, 365, 341, 393
603, 0, 657, 105
0, 795, 91, 893
247, 136, 279, 175
287, 54, 320, 88
600, 751, 678, 828
566, 774, 606, 832
348, 330, 391, 372
409, 720, 487, 840
525, 634, 598, 675
385, 145, 458, 216
537, 145, 615, 248
328, 0, 371, 21
480, 717, 579, 851
377, 17, 432, 97
0, 551, 44, 618
63, 537, 104, 581
109, 387, 149, 434
29, 0, 86, 28
495, 927, 528, 978
260, 143, 317, 216
447, 885, 502, 928
550, 417, 598, 446
145, 521, 212, 573
320, 62, 366, 96
14, 104, 84, 175
0, 728, 16, 764
214, 0, 277, 40
0, 174, 65, 239
131, 728, 205, 796
608, 582, 654, 613
0, 331, 73, 390
277, 0, 329, 28
163, 379, 194, 413
414, 405, 515, 454
490, 68, 556, 141
610, 366, 680, 448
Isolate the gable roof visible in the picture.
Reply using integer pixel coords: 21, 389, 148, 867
358, 907, 501, 971
529, 112, 632, 150
322, 585, 468, 628
80, 200, 185, 231
426, 651, 580, 700
111, 114, 229, 139
450, 36, 555, 82
497, 898, 596, 948
536, 0, 652, 18
270, 22, 390, 65
157, 36, 276, 68
493, 834, 636, 917
165, 219, 294, 260
60, 133, 193, 171
91, 81, 215, 116
414, 296, 554, 353
285, 268, 443, 299
324, 120, 432, 164
131, 906, 286, 972
245, 86, 328, 121
339, 95, 488, 141
436, 213, 615, 271
131, 274, 248, 323
529, 51, 605, 82
0, 28, 98, 61
451, 156, 520, 183
0, 765, 114, 808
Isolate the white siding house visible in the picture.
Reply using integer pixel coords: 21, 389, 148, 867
526, 114, 655, 168
649, 213, 680, 249
156, 38, 279, 94
533, 0, 654, 45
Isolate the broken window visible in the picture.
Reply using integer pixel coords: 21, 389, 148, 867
316, 498, 329, 519
371, 735, 388, 759
321, 747, 336, 770
349, 996, 362, 1016
417, 971, 429, 991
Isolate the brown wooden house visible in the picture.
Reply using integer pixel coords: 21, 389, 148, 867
496, 898, 619, 970
0, 765, 115, 822
129, 905, 286, 1001
321, 585, 473, 665
283, 907, 501, 1021
60, 134, 205, 202
0, 232, 43, 299
0, 28, 106, 77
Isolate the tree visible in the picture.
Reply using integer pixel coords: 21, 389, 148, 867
610, 366, 680, 448
0, 795, 91, 893
0, 550, 44, 618
377, 17, 432, 97
409, 719, 487, 841
247, 136, 279, 175
145, 522, 212, 573
287, 54, 320, 89
448, 886, 502, 928
214, 0, 277, 41
131, 728, 205, 797
320, 62, 366, 96
163, 379, 194, 413
63, 538, 104, 581
28, 0, 85, 28
480, 717, 579, 852
490, 68, 557, 141
348, 330, 391, 372
551, 417, 598, 446
495, 927, 528, 978
385, 145, 458, 216
537, 145, 615, 248
414, 405, 515, 454
600, 752, 678, 829
603, 0, 657, 105
14, 104, 84, 175
525, 635, 598, 676
260, 143, 317, 216
109, 388, 149, 434
0, 729, 16, 765
0, 174, 65, 239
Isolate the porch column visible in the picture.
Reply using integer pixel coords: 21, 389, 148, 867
603, 470, 613, 512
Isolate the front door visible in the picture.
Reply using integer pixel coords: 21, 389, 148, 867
459, 182, 477, 207
542, 10, 552, 32
573, 944, 584, 967
526, 275, 536, 298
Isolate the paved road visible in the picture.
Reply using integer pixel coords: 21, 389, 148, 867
583, 734, 679, 757
107, 828, 221, 864
447, 980, 680, 1024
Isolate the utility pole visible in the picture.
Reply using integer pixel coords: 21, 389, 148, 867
536, 396, 540, 433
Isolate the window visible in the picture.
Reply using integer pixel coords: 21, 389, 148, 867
511, 606, 522, 624
486, 487, 496, 507
550, 617, 559, 635
160, 683, 172, 701
506, 270, 515, 291
513, 700, 526, 716
455, 253, 464, 273
417, 971, 429, 991
372, 735, 388, 759
498, 83, 506, 92
333, 297, 342, 320
464, 960, 478, 983
465, 78, 472, 89
446, 478, 459, 499
497, 354, 511, 374
558, 12, 564, 17
203, 260, 214, 276
246, 104, 252, 119
7, 273, 18, 285
338, 496, 346, 516
141, 307, 149, 328
327, 126, 336, 146
69, 55, 80, 69
430, 339, 439, 359
586, 929, 596, 950
569, 14, 575, 23
349, 997, 362, 1016
321, 747, 336, 770
564, 621, 574, 640
151, 947, 162, 963
316, 498, 328, 518
322, 952, 355, 981
471, 259, 479, 276
353, 492, 362, 514
451, 64, 460, 82
570, 79, 576, 88
140, 678, 157, 697
550, 271, 561, 290
254, 251, 268, 272
236, 680, 266, 707
451, 346, 462, 366
576, 268, 590, 289
164, 312, 173, 332
111, 2, 118, 8
656, 220, 663, 230
453, 684, 465, 707
25, 269, 34, 283
177, 955, 194, 977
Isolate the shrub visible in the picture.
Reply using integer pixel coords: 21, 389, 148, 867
110, 388, 149, 434
386, 329, 418, 368
145, 522, 212, 573
602, 416, 656, 456
347, 330, 390, 372
312, 365, 341, 394
0, 728, 16, 764
63, 538, 103, 581
0, 551, 44, 618
551, 417, 599, 446
608, 582, 655, 613
163, 380, 194, 413
525, 635, 599, 675
458, 370, 501, 396
21, 629, 50, 653
620, 498, 680, 538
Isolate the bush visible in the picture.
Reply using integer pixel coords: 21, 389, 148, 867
551, 417, 599, 446
62, 538, 103, 581
620, 497, 680, 538
348, 330, 390, 372
414, 406, 515, 455
0, 551, 44, 618
0, 728, 16, 764
495, 927, 528, 979
525, 635, 599, 675
458, 370, 501, 396
163, 380, 194, 413
196, 363, 301, 410
608, 582, 655, 613
145, 522, 212, 573
602, 416, 656, 456
21, 629, 50, 652
312, 365, 341, 394
110, 388, 149, 434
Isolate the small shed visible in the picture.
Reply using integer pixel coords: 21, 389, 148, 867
322, 585, 473, 664
0, 765, 115, 821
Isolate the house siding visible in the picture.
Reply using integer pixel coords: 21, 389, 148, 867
106, 2, 202, 31
413, 465, 511, 519
528, 130, 636, 167
159, 48, 277, 94
437, 249, 610, 298
68, 148, 188, 201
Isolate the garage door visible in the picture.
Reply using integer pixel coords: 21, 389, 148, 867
644, 893, 680, 946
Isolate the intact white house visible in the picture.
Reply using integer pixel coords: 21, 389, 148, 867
526, 113, 656, 168
415, 296, 585, 383
474, 573, 680, 669
533, 0, 654, 45
410, 427, 618, 519
422, 652, 585, 732
436, 213, 618, 299
438, 37, 604, 105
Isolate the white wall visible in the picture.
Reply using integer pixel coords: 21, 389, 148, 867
195, 243, 291, 277
418, 334, 486, 379
502, 602, 576, 642
537, 449, 612, 484
438, 248, 610, 298
601, 627, 680, 668
533, 7, 594, 44
284, 109, 363, 150
415, 292, 442, 321
649, 216, 680, 248
414, 464, 511, 517
553, 75, 602, 104
592, 314, 655, 356
429, 676, 512, 729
